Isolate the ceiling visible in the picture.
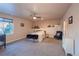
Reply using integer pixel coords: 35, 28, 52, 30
0, 3, 71, 20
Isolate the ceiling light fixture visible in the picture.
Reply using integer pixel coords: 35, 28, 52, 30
33, 16, 37, 19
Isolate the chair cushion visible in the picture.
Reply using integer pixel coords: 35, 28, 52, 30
0, 41, 4, 45
57, 33, 60, 36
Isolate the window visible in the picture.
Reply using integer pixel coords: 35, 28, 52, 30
0, 18, 14, 35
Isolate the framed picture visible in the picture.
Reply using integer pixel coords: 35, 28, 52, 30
48, 25, 51, 27
20, 23, 24, 27
68, 16, 73, 24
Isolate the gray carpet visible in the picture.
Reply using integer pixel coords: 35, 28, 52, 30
0, 38, 65, 56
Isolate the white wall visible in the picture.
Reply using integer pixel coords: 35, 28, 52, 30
33, 19, 60, 28
63, 4, 79, 55
32, 19, 62, 38
0, 13, 33, 43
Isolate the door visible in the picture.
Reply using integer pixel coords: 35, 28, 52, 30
62, 19, 74, 55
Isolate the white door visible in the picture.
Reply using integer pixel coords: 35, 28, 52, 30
62, 19, 74, 55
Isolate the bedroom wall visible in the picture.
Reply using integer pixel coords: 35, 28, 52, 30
62, 4, 79, 55
33, 19, 61, 28
0, 13, 33, 43
32, 19, 63, 38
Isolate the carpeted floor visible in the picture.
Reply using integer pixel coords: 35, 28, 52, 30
0, 38, 65, 56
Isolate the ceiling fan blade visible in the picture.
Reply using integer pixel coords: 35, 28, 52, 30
37, 16, 41, 18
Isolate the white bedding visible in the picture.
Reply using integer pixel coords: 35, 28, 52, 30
29, 31, 45, 42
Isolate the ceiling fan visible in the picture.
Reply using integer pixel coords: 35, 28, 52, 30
30, 12, 43, 20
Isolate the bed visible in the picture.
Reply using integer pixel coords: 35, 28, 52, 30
27, 30, 45, 42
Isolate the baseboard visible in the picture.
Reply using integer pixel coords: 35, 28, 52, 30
6, 37, 26, 45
